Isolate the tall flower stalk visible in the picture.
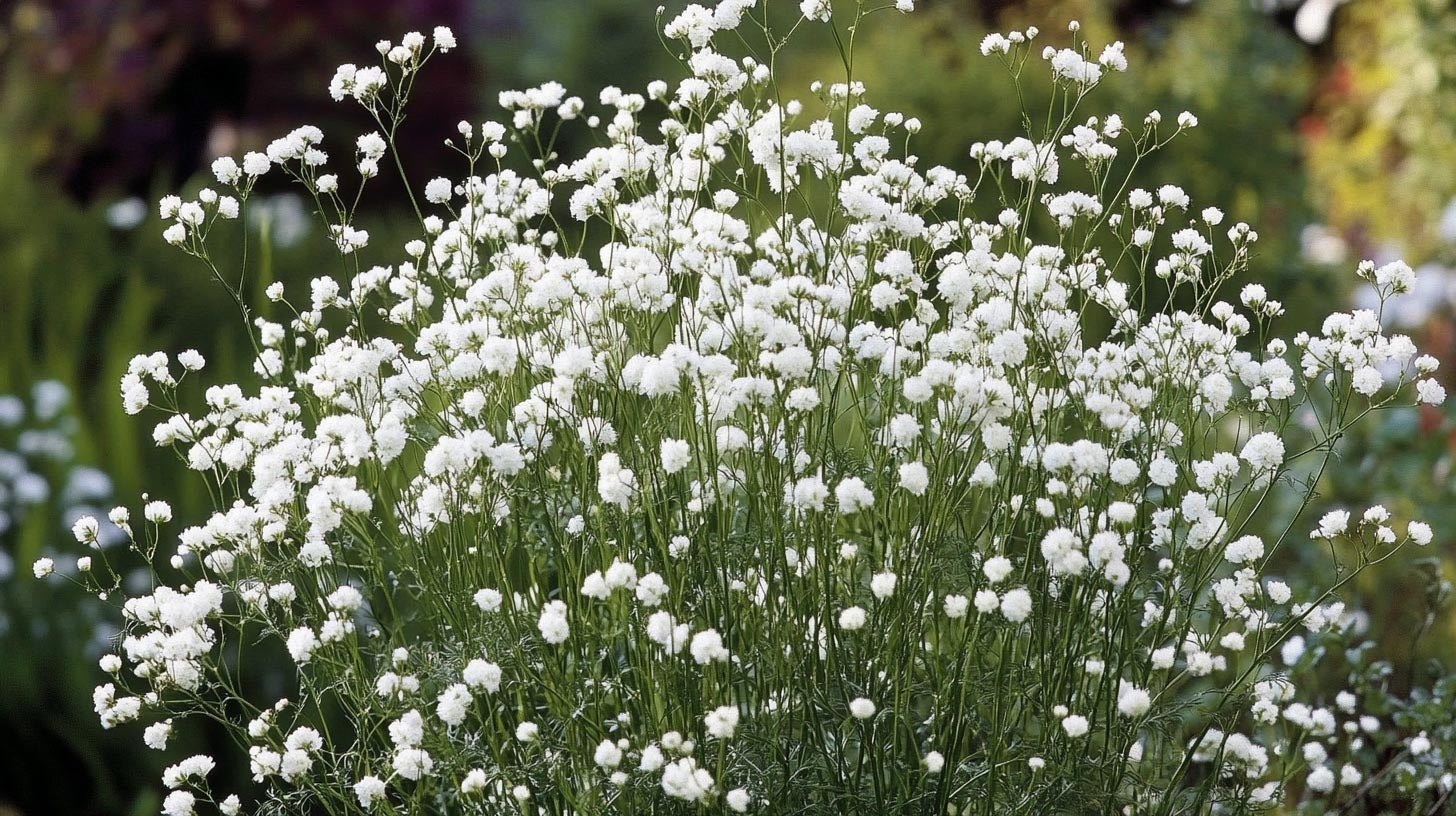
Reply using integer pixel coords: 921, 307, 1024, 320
40, 2, 1452, 814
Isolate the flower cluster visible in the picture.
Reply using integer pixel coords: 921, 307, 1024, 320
41, 3, 1453, 814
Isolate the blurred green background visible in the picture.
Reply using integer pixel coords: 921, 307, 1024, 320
2, 0, 1455, 813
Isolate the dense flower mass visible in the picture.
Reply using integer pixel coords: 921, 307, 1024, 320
37, 2, 1456, 814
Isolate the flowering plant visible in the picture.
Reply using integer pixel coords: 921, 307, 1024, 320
4, 380, 121, 583
41, 2, 1454, 814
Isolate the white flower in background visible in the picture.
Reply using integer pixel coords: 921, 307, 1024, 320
1062, 714, 1090, 737
849, 698, 877, 720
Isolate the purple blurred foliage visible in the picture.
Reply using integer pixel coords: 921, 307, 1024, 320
3, 0, 518, 204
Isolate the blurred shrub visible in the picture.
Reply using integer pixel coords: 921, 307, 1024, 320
1304, 0, 1456, 262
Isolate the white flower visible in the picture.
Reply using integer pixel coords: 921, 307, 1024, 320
983, 556, 1013, 584
799, 0, 832, 22
211, 157, 241, 185
162, 791, 196, 816
1281, 635, 1306, 666
538, 601, 570, 644
424, 177, 453, 204
68, 10, 1455, 813
974, 589, 1000, 614
1061, 714, 1089, 737
1351, 366, 1383, 396
1000, 588, 1032, 622
640, 744, 665, 772
870, 572, 897, 600
241, 152, 270, 176
473, 588, 503, 612
849, 698, 876, 719
690, 629, 730, 664
177, 349, 206, 371
1409, 521, 1434, 546
1049, 49, 1101, 84
1099, 41, 1127, 71
835, 477, 874, 514
392, 748, 434, 780
1410, 732, 1432, 755
1266, 580, 1293, 604
1109, 459, 1139, 485
144, 721, 173, 750
1225, 535, 1265, 564
144, 500, 173, 523
1315, 510, 1350, 539
661, 758, 715, 803
353, 776, 387, 808
286, 628, 318, 664
1117, 685, 1151, 718
31, 558, 54, 578
388, 711, 424, 748
636, 572, 669, 606
943, 594, 970, 618
791, 476, 830, 511
594, 739, 624, 768
1417, 378, 1447, 405
661, 438, 691, 474
463, 659, 502, 692
898, 461, 929, 495
980, 33, 1011, 56
597, 452, 637, 510
72, 515, 100, 543
460, 768, 487, 794
1148, 456, 1178, 487
704, 705, 740, 739
1239, 433, 1284, 471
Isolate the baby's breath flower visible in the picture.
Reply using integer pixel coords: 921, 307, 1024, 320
1061, 714, 1089, 737
47, 9, 1451, 814
1409, 521, 1434, 546
870, 572, 897, 600
1000, 588, 1033, 622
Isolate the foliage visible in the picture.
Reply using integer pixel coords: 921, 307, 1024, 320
1303, 0, 1456, 262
